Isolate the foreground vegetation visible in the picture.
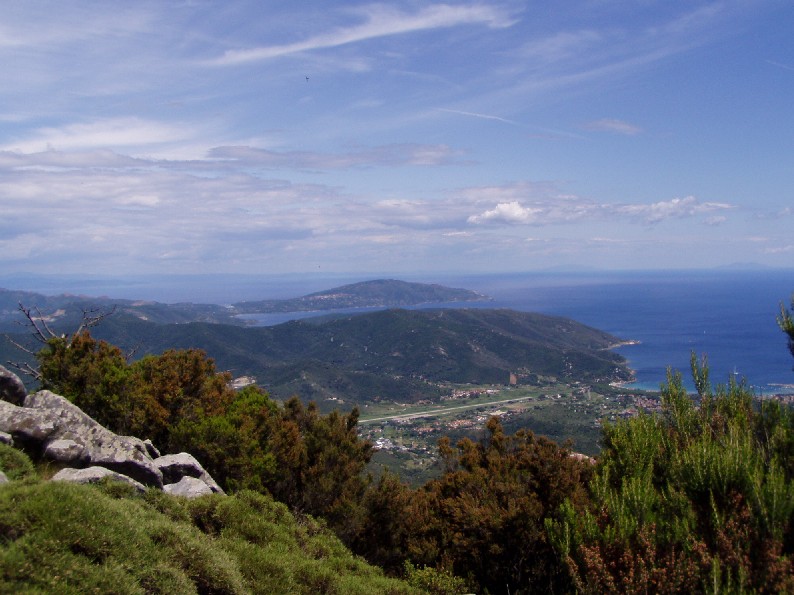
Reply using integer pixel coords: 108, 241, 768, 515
1, 293, 793, 593
0, 456, 417, 594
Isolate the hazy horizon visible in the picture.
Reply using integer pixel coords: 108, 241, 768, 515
2, 265, 791, 305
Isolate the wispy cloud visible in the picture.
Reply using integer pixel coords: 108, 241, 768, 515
613, 196, 734, 224
764, 245, 794, 254
0, 118, 200, 156
211, 4, 516, 65
516, 29, 603, 66
584, 118, 643, 135
436, 108, 519, 125
208, 143, 465, 169
766, 60, 794, 72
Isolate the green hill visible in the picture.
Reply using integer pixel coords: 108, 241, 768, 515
232, 279, 489, 313
59, 307, 631, 407
1, 281, 629, 407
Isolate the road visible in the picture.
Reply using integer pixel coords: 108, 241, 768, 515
358, 393, 542, 424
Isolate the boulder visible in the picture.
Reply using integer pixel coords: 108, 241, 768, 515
44, 439, 85, 464
52, 466, 146, 494
154, 452, 224, 495
0, 400, 59, 445
143, 439, 160, 459
0, 365, 27, 406
0, 431, 13, 446
0, 391, 163, 488
163, 476, 215, 499
0, 470, 7, 484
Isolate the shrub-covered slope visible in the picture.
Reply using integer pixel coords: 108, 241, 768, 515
0, 468, 417, 594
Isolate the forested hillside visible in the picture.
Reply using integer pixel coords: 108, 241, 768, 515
4, 307, 631, 406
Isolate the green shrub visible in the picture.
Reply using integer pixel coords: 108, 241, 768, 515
549, 359, 794, 593
403, 561, 469, 595
0, 481, 418, 594
0, 443, 36, 482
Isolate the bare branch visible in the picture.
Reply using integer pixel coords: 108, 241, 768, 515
3, 333, 38, 356
125, 343, 141, 363
69, 305, 117, 347
34, 305, 58, 339
17, 302, 59, 344
5, 360, 42, 381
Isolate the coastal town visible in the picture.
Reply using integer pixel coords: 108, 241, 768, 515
357, 380, 662, 484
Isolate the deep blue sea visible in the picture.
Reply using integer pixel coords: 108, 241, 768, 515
4, 269, 793, 395
448, 269, 794, 395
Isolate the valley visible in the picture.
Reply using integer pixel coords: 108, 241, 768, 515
358, 379, 660, 485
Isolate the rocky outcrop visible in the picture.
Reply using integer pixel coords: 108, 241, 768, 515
0, 386, 224, 497
0, 365, 27, 406
155, 452, 223, 494
1, 390, 163, 487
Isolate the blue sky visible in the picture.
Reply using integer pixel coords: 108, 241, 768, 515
1, 1, 793, 278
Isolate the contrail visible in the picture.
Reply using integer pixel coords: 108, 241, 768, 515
437, 108, 519, 125
766, 60, 794, 72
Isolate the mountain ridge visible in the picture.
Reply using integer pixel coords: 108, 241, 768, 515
74, 307, 632, 408
0, 279, 490, 330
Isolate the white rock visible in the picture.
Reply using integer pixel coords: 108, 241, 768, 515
52, 466, 146, 493
163, 476, 215, 499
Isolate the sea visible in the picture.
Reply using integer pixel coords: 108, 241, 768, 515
3, 268, 793, 395
450, 269, 794, 396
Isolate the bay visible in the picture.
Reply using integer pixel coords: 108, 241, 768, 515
450, 269, 794, 395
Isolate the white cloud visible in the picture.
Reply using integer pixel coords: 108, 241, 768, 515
211, 4, 516, 65
467, 192, 735, 227
467, 201, 541, 224
613, 196, 733, 224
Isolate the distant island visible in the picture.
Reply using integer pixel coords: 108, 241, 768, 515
0, 279, 490, 329
231, 279, 490, 314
